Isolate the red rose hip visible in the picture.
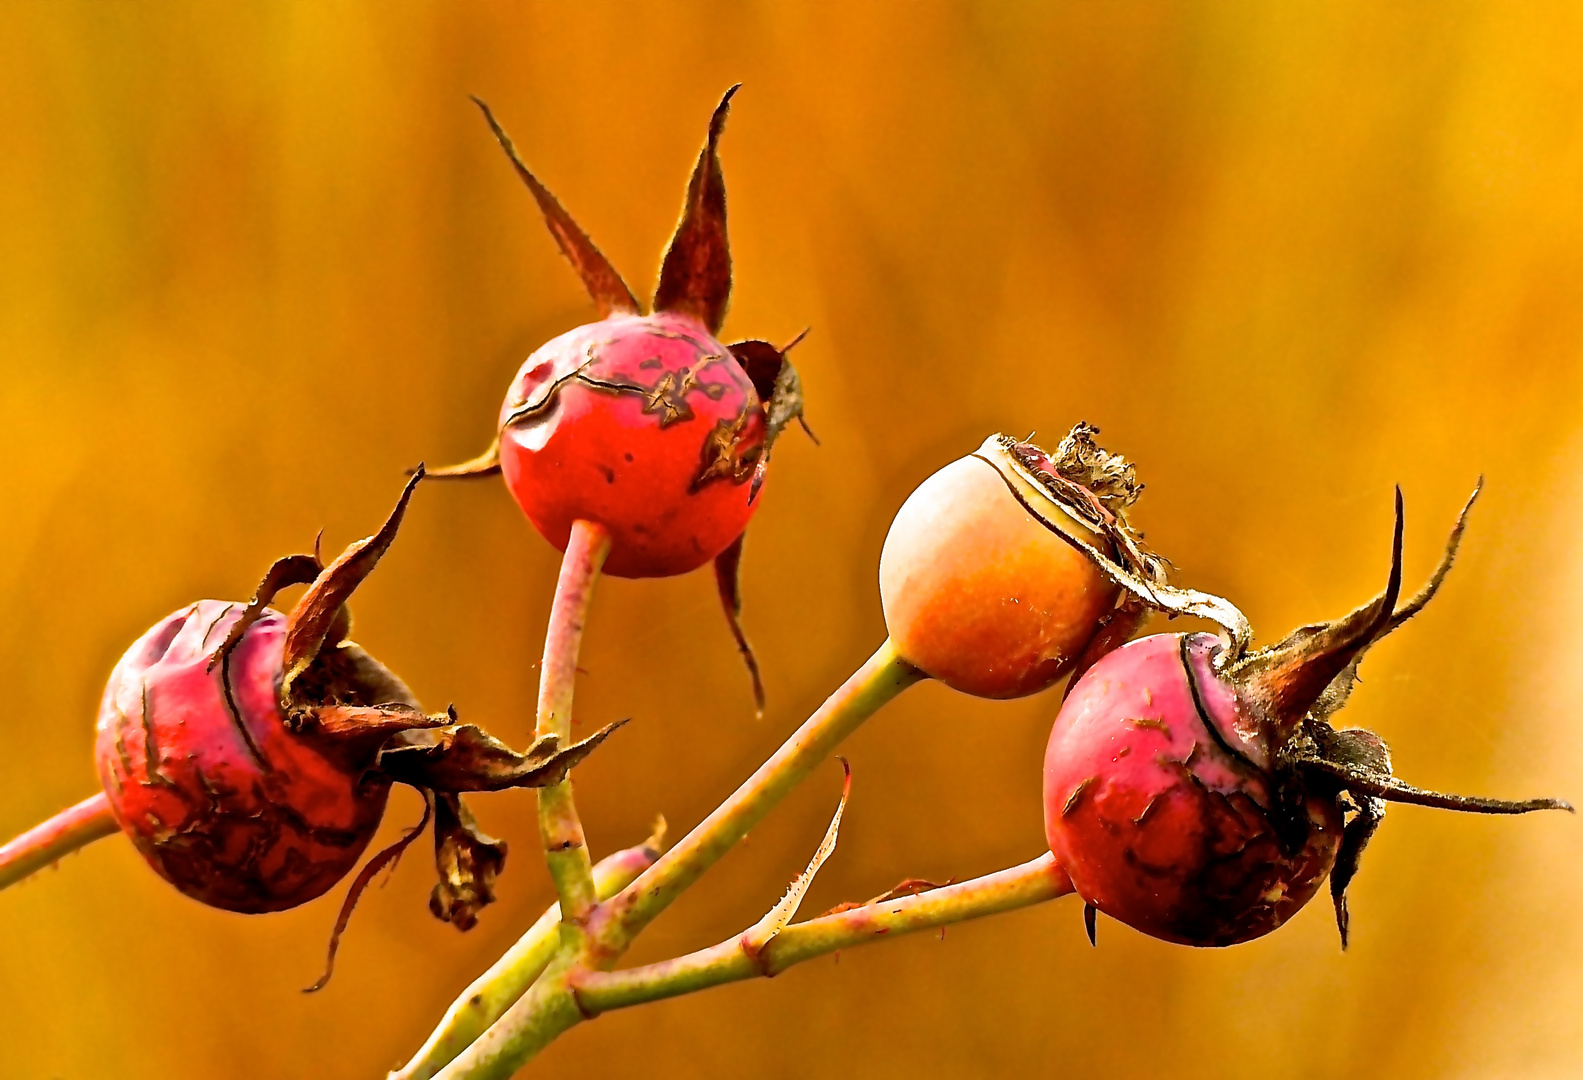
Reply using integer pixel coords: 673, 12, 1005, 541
1044, 489, 1570, 947
1045, 632, 1341, 945
96, 602, 388, 912
498, 312, 766, 579
433, 88, 814, 709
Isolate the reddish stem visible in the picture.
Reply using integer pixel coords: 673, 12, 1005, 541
0, 792, 119, 891
536, 519, 612, 925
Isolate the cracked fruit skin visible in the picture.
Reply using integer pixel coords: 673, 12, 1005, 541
879, 455, 1120, 698
95, 601, 388, 913
500, 311, 766, 579
1044, 632, 1342, 946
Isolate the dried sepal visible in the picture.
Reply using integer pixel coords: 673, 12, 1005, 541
1311, 482, 1482, 724
712, 534, 765, 718
1282, 719, 1572, 947
281, 468, 424, 705
205, 552, 324, 769
974, 429, 1254, 655
296, 703, 452, 755
206, 553, 322, 674
304, 792, 434, 993
653, 85, 739, 334
428, 435, 503, 481
324, 641, 423, 709
375, 719, 626, 793
471, 97, 640, 318
729, 334, 815, 503
1232, 489, 1405, 735
429, 791, 508, 931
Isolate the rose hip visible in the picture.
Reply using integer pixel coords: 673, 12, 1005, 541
880, 424, 1244, 699
432, 87, 813, 710
880, 454, 1118, 698
1044, 488, 1571, 947
96, 601, 390, 911
497, 312, 766, 579
15, 472, 620, 988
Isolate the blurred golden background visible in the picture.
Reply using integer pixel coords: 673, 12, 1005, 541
3, 2, 1581, 1077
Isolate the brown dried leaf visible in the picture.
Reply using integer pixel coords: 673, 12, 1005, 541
429, 792, 508, 931
281, 469, 424, 706
653, 85, 738, 334
375, 719, 626, 792
471, 98, 639, 318
713, 534, 765, 717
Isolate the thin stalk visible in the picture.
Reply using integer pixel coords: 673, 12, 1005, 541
391, 830, 664, 1080
591, 639, 924, 953
574, 853, 1073, 1012
0, 792, 119, 891
536, 520, 610, 927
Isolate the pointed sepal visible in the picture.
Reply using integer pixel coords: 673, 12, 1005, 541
1232, 489, 1405, 734
375, 719, 626, 792
280, 468, 424, 706
713, 534, 765, 717
472, 97, 639, 318
654, 85, 738, 334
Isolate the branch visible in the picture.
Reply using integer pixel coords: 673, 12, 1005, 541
536, 520, 611, 925
0, 792, 119, 891
426, 640, 926, 1078
590, 639, 924, 951
391, 824, 665, 1080
573, 854, 1073, 1013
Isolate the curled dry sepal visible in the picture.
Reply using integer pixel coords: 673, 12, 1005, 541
974, 424, 1254, 663
427, 86, 813, 715
203, 468, 621, 987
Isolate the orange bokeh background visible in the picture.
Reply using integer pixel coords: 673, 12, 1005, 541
3, 3, 1581, 1077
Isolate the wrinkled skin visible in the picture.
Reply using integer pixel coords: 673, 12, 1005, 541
1045, 633, 1343, 946
880, 455, 1119, 698
499, 312, 766, 578
96, 602, 388, 913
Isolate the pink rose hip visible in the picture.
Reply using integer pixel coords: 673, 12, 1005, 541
1044, 489, 1571, 948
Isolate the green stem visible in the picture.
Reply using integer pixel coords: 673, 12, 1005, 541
590, 639, 924, 953
391, 828, 664, 1080
0, 792, 119, 891
574, 853, 1073, 1012
536, 519, 610, 927
429, 640, 925, 1079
